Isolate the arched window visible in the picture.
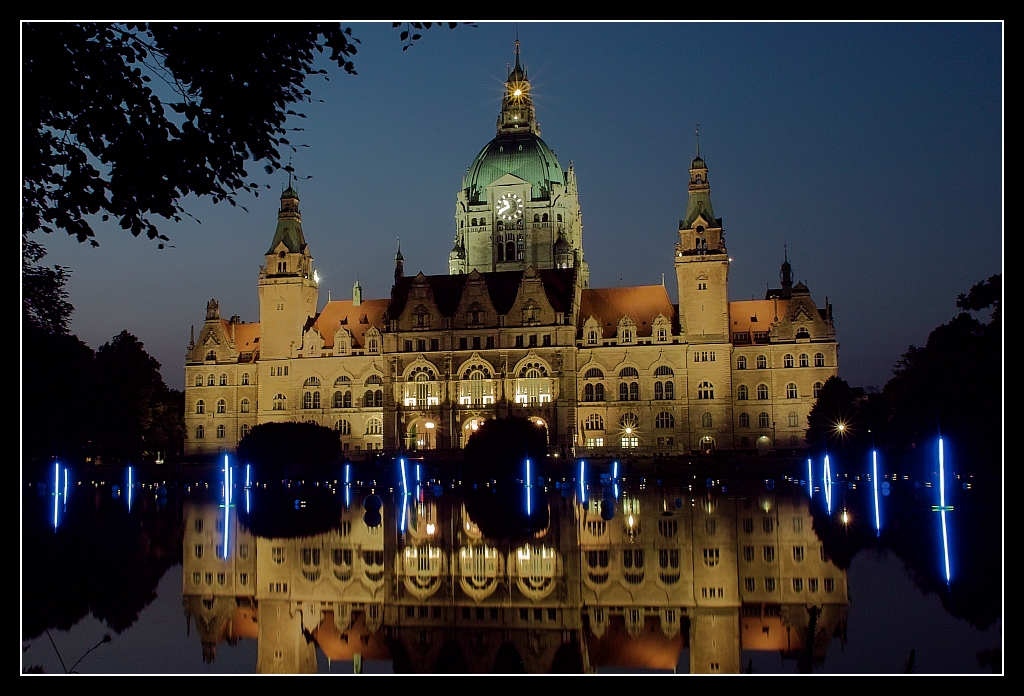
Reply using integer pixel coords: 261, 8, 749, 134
654, 365, 674, 377
241, 373, 249, 385
815, 353, 825, 367
697, 381, 714, 400
240, 398, 250, 413
557, 213, 562, 222
273, 394, 286, 411
587, 330, 598, 345
757, 355, 767, 370
739, 412, 750, 428
619, 367, 639, 378
374, 390, 383, 407
196, 425, 205, 439
240, 424, 250, 439
471, 218, 477, 226
788, 411, 799, 427
303, 376, 321, 388
657, 327, 668, 341
737, 385, 749, 400
620, 413, 640, 430
736, 356, 747, 370
533, 213, 540, 222
786, 383, 798, 399
206, 351, 216, 361
595, 383, 605, 401
584, 383, 594, 401
584, 367, 605, 379
335, 375, 352, 386
655, 412, 674, 429
585, 413, 604, 430
799, 354, 809, 368
701, 412, 713, 428
629, 382, 639, 401
216, 399, 226, 414
362, 390, 372, 407
365, 374, 383, 386
619, 382, 629, 401
333, 391, 345, 408
813, 381, 823, 398
195, 374, 203, 387
196, 400, 205, 415
784, 354, 794, 368
216, 424, 226, 439
757, 384, 769, 400
219, 374, 228, 386
303, 391, 313, 409
758, 412, 770, 428
336, 419, 351, 435
664, 381, 674, 400
543, 213, 549, 222
654, 382, 664, 400
366, 418, 383, 435
207, 374, 215, 386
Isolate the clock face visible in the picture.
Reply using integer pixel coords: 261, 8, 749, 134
496, 192, 524, 221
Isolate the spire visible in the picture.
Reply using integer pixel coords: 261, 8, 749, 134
266, 178, 305, 255
498, 39, 538, 135
394, 237, 404, 286
682, 142, 715, 229
780, 246, 793, 299
695, 123, 701, 159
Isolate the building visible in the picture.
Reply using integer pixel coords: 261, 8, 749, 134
183, 42, 838, 461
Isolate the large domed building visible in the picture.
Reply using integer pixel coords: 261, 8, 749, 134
183, 42, 838, 460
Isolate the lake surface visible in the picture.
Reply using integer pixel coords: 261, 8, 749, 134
21, 457, 1002, 674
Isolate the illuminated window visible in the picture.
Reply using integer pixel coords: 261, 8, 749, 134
219, 374, 227, 386
195, 374, 203, 387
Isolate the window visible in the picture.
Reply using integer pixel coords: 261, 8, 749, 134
336, 420, 351, 435
515, 335, 524, 348
404, 340, 413, 352
793, 517, 804, 533
619, 367, 639, 378
619, 413, 640, 430
745, 577, 755, 592
664, 381, 674, 400
757, 384, 769, 400
528, 334, 537, 347
655, 412, 674, 429
799, 354, 809, 367
193, 572, 201, 585
701, 411, 713, 428
239, 573, 248, 587
595, 383, 605, 401
697, 381, 714, 400
815, 353, 825, 367
824, 578, 835, 593
793, 546, 805, 562
737, 384, 749, 400
240, 372, 249, 386
757, 355, 767, 370
584, 413, 604, 430
737, 356, 747, 370
366, 418, 382, 435
207, 374, 215, 386
486, 336, 494, 349
364, 390, 374, 407
459, 337, 468, 350
743, 518, 753, 534
417, 339, 427, 352
813, 381, 823, 398
763, 546, 775, 562
217, 399, 226, 414
216, 424, 226, 438
629, 382, 639, 400
809, 578, 819, 592
763, 517, 774, 533
587, 330, 598, 345
788, 411, 799, 427
786, 383, 798, 399
784, 354, 794, 368
759, 412, 770, 428
217, 572, 226, 586
374, 390, 383, 407
195, 375, 203, 387
219, 374, 228, 386
657, 327, 667, 341
619, 382, 629, 401
196, 400, 205, 414
239, 398, 250, 414
703, 548, 720, 567
272, 393, 286, 410
765, 578, 776, 592
738, 412, 750, 428
194, 544, 203, 559
241, 423, 250, 439
195, 425, 205, 439
743, 546, 754, 562
584, 383, 594, 401
793, 578, 804, 592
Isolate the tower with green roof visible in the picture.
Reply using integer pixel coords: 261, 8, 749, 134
450, 41, 588, 286
258, 184, 319, 360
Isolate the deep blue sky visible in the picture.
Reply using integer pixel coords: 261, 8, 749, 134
29, 22, 1003, 392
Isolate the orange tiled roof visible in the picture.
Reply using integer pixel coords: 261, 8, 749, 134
311, 298, 388, 349
579, 285, 676, 338
728, 299, 784, 335
226, 321, 261, 353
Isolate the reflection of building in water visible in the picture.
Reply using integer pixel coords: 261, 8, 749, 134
182, 483, 847, 673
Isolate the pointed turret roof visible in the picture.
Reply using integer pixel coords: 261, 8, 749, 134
266, 184, 306, 254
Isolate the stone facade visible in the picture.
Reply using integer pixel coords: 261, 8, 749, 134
183, 44, 838, 461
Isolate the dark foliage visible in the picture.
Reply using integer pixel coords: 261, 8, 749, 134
237, 421, 341, 474
462, 416, 548, 484
237, 485, 342, 539
22, 238, 74, 335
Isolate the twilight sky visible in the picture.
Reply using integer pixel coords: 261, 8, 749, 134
27, 22, 1003, 393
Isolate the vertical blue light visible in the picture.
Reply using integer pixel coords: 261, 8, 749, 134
127, 466, 133, 513
416, 464, 420, 484
807, 458, 813, 499
939, 438, 951, 584
63, 467, 68, 506
579, 460, 586, 504
400, 458, 408, 533
345, 463, 351, 508
526, 459, 532, 516
872, 451, 881, 536
53, 463, 59, 529
823, 455, 832, 515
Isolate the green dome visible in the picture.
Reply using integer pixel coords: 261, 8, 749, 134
463, 132, 564, 204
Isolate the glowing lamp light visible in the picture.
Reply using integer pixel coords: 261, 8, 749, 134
426, 523, 435, 535
313, 269, 320, 283
628, 514, 635, 528
425, 422, 435, 429
841, 509, 849, 525
625, 427, 633, 435
514, 88, 522, 97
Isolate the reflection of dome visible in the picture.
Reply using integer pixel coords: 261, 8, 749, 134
462, 132, 564, 204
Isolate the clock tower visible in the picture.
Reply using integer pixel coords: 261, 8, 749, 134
450, 41, 588, 286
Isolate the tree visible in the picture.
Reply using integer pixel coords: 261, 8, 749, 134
237, 421, 341, 473
23, 22, 461, 247
22, 237, 74, 335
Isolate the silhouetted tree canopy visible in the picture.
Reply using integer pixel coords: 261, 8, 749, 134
462, 416, 548, 483
237, 421, 341, 473
22, 238, 74, 335
23, 22, 464, 246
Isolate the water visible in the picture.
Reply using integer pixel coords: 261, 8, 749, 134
21, 460, 1001, 674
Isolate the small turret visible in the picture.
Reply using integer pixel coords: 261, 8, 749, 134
352, 279, 362, 306
395, 238, 404, 287
780, 248, 793, 299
